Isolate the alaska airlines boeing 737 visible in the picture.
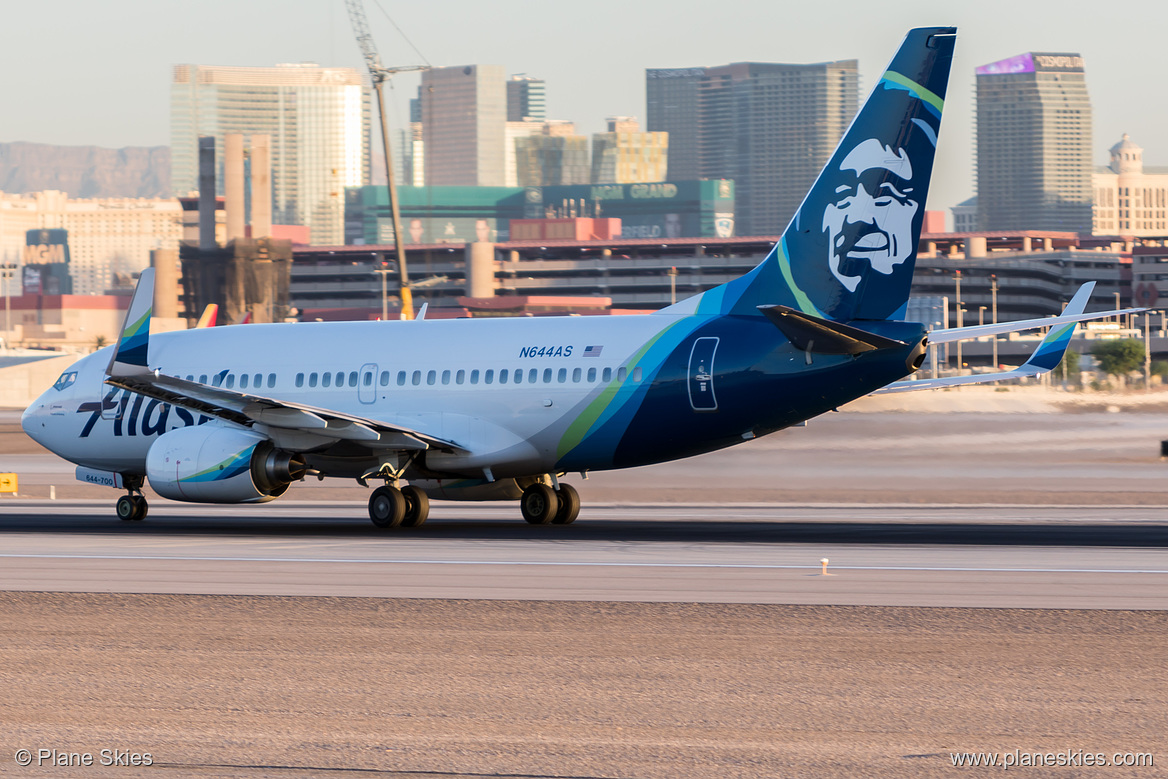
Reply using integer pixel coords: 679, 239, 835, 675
21, 28, 1138, 526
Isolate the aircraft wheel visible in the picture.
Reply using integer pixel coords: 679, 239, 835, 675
369, 486, 406, 528
401, 485, 430, 527
552, 484, 580, 525
116, 495, 137, 521
132, 495, 149, 521
520, 483, 558, 525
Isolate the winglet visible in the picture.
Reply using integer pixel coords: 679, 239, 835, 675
1019, 282, 1091, 372
107, 267, 155, 377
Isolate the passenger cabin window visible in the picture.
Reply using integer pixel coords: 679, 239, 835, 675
296, 373, 305, 388
185, 375, 194, 382
557, 368, 567, 383
602, 367, 612, 382
456, 369, 465, 384
309, 372, 318, 388
225, 374, 235, 389
470, 369, 480, 385
499, 369, 508, 384
322, 373, 332, 388
267, 374, 276, 388
363, 371, 373, 387
240, 374, 249, 389
336, 371, 345, 387
542, 368, 552, 383
514, 369, 523, 384
427, 370, 436, 385
484, 369, 494, 385
397, 371, 406, 386
199, 374, 208, 384
633, 366, 643, 383
348, 371, 358, 387
254, 373, 263, 388
212, 373, 224, 387
412, 370, 421, 386
441, 370, 451, 385
380, 371, 390, 386
572, 368, 582, 382
617, 367, 627, 382
587, 367, 596, 382
528, 368, 538, 384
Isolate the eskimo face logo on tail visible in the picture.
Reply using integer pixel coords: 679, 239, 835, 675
824, 139, 919, 292
787, 82, 942, 321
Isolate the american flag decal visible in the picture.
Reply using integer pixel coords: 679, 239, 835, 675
583, 345, 603, 357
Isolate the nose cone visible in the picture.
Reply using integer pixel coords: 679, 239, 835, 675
21, 397, 47, 446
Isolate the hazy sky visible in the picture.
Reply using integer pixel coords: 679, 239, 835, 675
4, 0, 1166, 216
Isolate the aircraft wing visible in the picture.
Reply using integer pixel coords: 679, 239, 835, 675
104, 269, 465, 454
927, 282, 1143, 344
877, 282, 1098, 394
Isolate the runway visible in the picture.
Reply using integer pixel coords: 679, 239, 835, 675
3, 500, 1167, 609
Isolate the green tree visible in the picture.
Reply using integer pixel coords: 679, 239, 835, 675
94, 335, 108, 350
1151, 360, 1168, 380
1091, 339, 1145, 378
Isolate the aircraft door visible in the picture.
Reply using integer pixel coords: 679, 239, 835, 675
687, 337, 719, 412
358, 363, 378, 405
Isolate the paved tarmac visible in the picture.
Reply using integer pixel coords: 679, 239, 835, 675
2, 500, 1167, 609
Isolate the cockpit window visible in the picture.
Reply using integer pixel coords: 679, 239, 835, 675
52, 371, 78, 391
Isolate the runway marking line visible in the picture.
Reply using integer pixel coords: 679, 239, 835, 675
1, 553, 1167, 575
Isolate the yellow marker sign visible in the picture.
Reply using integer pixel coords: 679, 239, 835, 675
0, 473, 17, 493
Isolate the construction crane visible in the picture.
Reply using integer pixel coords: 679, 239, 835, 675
344, 0, 428, 320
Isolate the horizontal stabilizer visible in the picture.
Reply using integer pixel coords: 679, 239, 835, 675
876, 288, 1089, 394
759, 305, 906, 355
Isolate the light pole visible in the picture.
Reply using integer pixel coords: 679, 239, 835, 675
373, 253, 393, 321
978, 305, 986, 326
954, 271, 963, 373
991, 275, 998, 368
668, 266, 678, 305
1145, 312, 1152, 388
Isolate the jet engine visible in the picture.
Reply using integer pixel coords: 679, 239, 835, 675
145, 426, 306, 503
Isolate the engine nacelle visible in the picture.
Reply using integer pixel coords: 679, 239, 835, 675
146, 426, 305, 503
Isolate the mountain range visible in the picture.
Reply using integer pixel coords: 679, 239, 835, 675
0, 142, 170, 199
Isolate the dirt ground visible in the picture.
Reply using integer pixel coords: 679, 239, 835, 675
1, 594, 1164, 779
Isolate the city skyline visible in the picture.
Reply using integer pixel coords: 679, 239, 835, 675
5, 0, 1168, 219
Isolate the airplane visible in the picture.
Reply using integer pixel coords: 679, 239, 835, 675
21, 27, 1140, 527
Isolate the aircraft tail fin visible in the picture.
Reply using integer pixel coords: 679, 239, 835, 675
195, 303, 218, 328
106, 268, 154, 378
663, 27, 956, 323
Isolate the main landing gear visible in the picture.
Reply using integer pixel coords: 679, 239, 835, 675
115, 476, 148, 522
368, 484, 430, 529
520, 481, 580, 525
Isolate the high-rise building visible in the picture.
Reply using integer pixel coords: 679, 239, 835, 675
591, 117, 668, 184
170, 63, 371, 246
0, 190, 182, 295
507, 76, 546, 122
421, 65, 507, 186
515, 122, 590, 187
975, 52, 1093, 233
647, 60, 858, 235
1092, 134, 1168, 235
